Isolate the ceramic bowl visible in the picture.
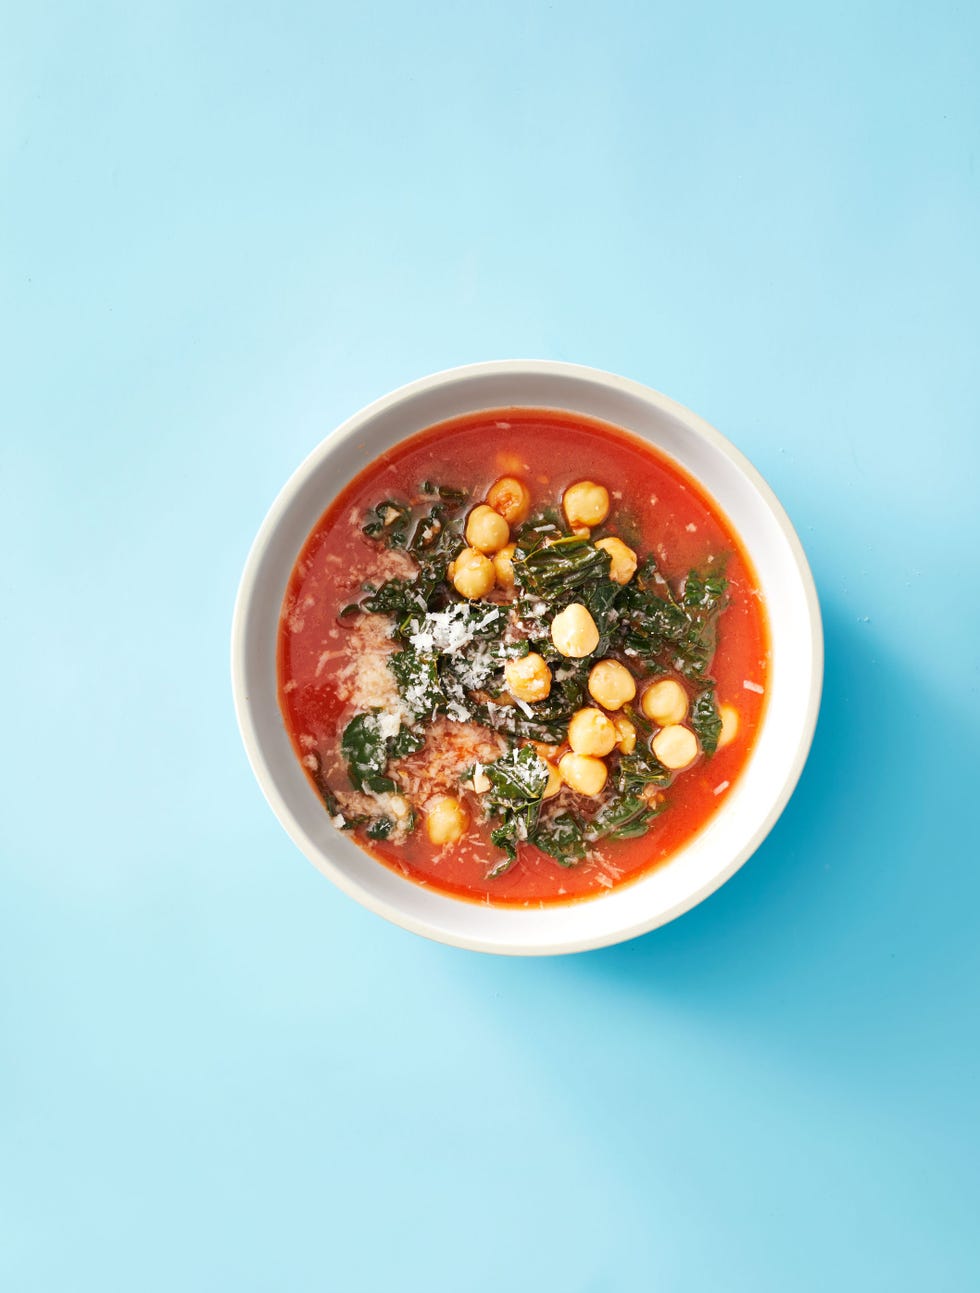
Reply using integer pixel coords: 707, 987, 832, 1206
232, 361, 822, 954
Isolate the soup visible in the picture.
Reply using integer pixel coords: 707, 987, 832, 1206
278, 409, 769, 906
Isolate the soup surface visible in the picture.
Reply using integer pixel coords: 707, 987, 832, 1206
278, 409, 769, 905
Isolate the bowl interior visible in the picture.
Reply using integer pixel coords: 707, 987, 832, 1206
232, 363, 821, 954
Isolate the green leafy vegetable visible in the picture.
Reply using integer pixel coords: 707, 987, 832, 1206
340, 713, 398, 794
513, 534, 612, 602
485, 745, 549, 806
388, 649, 444, 718
684, 571, 728, 612
587, 794, 662, 841
360, 578, 427, 624
365, 816, 394, 840
619, 567, 728, 681
481, 746, 550, 868
616, 743, 672, 795
534, 812, 587, 866
362, 499, 412, 547
390, 726, 425, 758
690, 686, 722, 755
419, 480, 469, 501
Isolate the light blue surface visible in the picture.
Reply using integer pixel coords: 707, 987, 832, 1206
2, 3, 978, 1289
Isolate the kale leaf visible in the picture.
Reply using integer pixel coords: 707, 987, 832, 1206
388, 648, 444, 718
513, 534, 612, 603
618, 568, 728, 680
481, 746, 550, 869
616, 743, 672, 794
360, 578, 428, 624
485, 744, 550, 806
587, 794, 662, 841
365, 816, 394, 840
361, 499, 412, 547
684, 571, 728, 612
690, 686, 722, 755
419, 481, 469, 501
534, 812, 588, 866
340, 712, 398, 794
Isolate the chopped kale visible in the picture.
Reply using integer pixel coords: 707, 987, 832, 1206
360, 577, 427, 624
618, 568, 728, 681
365, 816, 394, 840
471, 697, 569, 745
690, 686, 722, 755
419, 480, 469, 501
587, 794, 662, 841
684, 570, 728, 612
361, 499, 412, 547
618, 586, 692, 656
482, 746, 550, 867
583, 574, 622, 653
407, 502, 466, 580
534, 812, 587, 866
340, 712, 398, 794
513, 534, 612, 603
390, 725, 425, 758
485, 744, 550, 805
388, 648, 444, 718
616, 743, 672, 795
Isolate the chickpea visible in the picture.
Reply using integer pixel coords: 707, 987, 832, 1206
567, 707, 618, 757
612, 713, 637, 754
587, 659, 636, 711
563, 480, 610, 528
493, 542, 517, 589
718, 704, 739, 750
641, 678, 688, 726
451, 547, 495, 599
504, 652, 552, 704
651, 724, 699, 771
487, 476, 531, 526
595, 536, 638, 585
425, 795, 469, 845
558, 751, 608, 797
465, 504, 511, 554
542, 760, 562, 799
550, 602, 600, 658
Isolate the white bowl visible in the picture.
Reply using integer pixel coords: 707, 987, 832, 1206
232, 361, 822, 955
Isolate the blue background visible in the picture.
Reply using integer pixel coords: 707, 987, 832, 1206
3, 3, 978, 1289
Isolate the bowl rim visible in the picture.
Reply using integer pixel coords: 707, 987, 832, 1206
231, 359, 823, 954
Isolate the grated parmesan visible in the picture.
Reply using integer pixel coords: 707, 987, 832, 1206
408, 603, 500, 655
743, 680, 764, 694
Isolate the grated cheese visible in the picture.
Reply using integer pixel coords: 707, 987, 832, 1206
742, 680, 764, 694
408, 603, 500, 655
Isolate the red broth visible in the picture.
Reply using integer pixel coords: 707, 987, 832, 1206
278, 409, 769, 906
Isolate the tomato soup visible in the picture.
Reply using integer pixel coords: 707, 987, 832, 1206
278, 409, 769, 906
